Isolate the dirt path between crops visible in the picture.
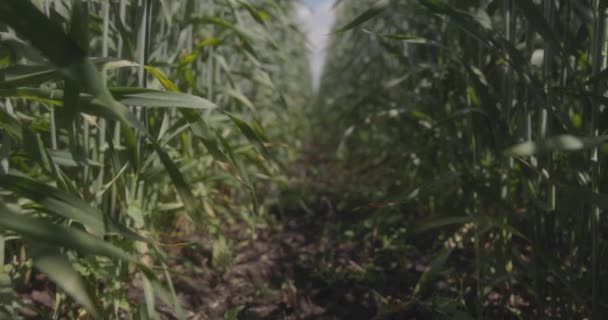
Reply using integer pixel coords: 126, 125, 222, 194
166, 208, 385, 320
153, 151, 429, 320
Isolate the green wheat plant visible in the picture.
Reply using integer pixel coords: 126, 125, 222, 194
316, 0, 608, 318
0, 0, 310, 318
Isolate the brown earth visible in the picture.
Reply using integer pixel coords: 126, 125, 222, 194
161, 209, 404, 320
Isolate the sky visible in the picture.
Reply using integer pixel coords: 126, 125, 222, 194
297, 0, 335, 89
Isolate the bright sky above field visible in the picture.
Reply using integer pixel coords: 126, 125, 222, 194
298, 0, 335, 89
